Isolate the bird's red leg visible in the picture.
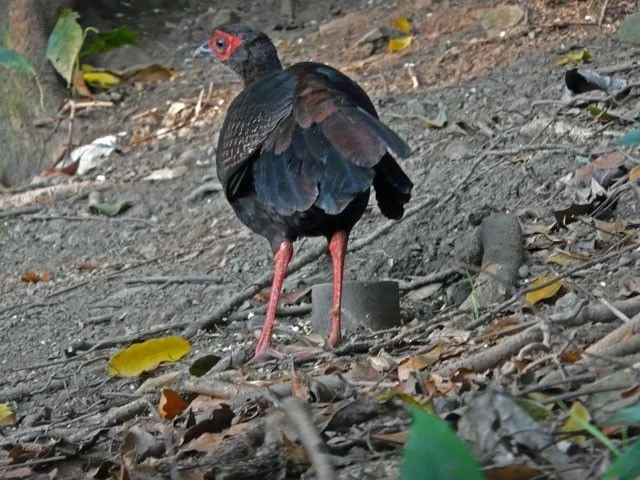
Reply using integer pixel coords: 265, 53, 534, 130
328, 230, 348, 348
253, 241, 293, 361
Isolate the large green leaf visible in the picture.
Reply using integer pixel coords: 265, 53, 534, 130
0, 47, 36, 76
604, 406, 640, 426
401, 406, 484, 480
603, 440, 640, 480
45, 9, 83, 84
80, 25, 138, 58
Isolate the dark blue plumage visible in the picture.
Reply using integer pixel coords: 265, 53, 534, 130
198, 25, 413, 360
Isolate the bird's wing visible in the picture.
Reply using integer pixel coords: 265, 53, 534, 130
216, 70, 296, 194
254, 62, 411, 216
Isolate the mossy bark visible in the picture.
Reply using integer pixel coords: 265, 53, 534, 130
0, 0, 75, 187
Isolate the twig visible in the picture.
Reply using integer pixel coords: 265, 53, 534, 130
540, 383, 638, 405
121, 275, 223, 285
598, 0, 610, 27
0, 206, 43, 218
280, 397, 335, 480
398, 267, 463, 291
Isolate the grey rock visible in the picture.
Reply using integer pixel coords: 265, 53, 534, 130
618, 12, 640, 45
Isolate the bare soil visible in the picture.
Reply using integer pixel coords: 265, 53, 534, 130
1, 0, 640, 478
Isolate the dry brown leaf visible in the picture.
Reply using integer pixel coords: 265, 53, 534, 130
72, 69, 92, 98
123, 64, 178, 84
182, 432, 224, 453
629, 164, 640, 183
524, 275, 564, 305
397, 345, 443, 381
560, 351, 582, 363
282, 435, 310, 467
76, 263, 100, 271
485, 464, 542, 480
370, 431, 408, 445
425, 374, 456, 396
481, 317, 521, 339
159, 388, 188, 420
253, 286, 311, 306
21, 270, 51, 283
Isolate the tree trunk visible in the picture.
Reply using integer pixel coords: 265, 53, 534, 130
0, 0, 76, 187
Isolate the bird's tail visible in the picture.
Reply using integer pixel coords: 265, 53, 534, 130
373, 154, 413, 219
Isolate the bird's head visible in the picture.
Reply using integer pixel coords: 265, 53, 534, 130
195, 24, 282, 83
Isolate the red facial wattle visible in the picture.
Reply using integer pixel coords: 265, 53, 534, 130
208, 30, 244, 62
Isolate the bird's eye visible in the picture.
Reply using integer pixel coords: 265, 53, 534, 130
215, 38, 226, 50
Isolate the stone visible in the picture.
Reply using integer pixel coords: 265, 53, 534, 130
618, 12, 640, 45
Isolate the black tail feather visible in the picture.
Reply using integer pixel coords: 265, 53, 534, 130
373, 154, 413, 219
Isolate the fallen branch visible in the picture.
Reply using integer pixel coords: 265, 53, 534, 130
435, 325, 543, 376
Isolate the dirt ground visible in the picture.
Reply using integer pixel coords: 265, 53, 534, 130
1, 0, 640, 478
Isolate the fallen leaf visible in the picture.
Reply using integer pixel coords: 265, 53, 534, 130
397, 346, 443, 381
282, 435, 310, 467
21, 271, 51, 283
481, 317, 521, 339
0, 403, 16, 426
88, 194, 132, 217
404, 283, 443, 302
560, 401, 591, 444
83, 70, 121, 88
391, 17, 412, 34
107, 336, 191, 377
629, 165, 640, 183
485, 465, 542, 480
425, 374, 456, 397
253, 286, 311, 306
189, 355, 220, 377
182, 404, 234, 443
560, 351, 582, 362
524, 275, 564, 305
546, 249, 589, 266
371, 430, 408, 445
515, 398, 551, 421
182, 432, 224, 453
388, 35, 413, 53
159, 388, 189, 420
72, 68, 92, 97
585, 104, 617, 123
122, 63, 178, 84
143, 166, 189, 181
76, 263, 100, 271
122, 426, 165, 460
555, 49, 591, 67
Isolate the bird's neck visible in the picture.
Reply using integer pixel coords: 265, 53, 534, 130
242, 44, 283, 85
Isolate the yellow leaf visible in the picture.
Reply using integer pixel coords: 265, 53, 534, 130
391, 17, 412, 34
388, 35, 414, 53
108, 336, 191, 377
0, 403, 16, 426
560, 401, 591, 444
555, 49, 591, 67
629, 165, 640, 183
546, 249, 589, 266
524, 275, 564, 305
83, 70, 121, 88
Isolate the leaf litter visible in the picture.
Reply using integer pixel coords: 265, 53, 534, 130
3, 1, 640, 479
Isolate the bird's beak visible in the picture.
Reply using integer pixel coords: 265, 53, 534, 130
193, 41, 212, 59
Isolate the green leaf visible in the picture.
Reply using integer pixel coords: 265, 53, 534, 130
401, 406, 484, 480
603, 440, 640, 480
617, 128, 640, 146
0, 47, 36, 75
80, 25, 138, 58
45, 9, 83, 84
604, 406, 640, 426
